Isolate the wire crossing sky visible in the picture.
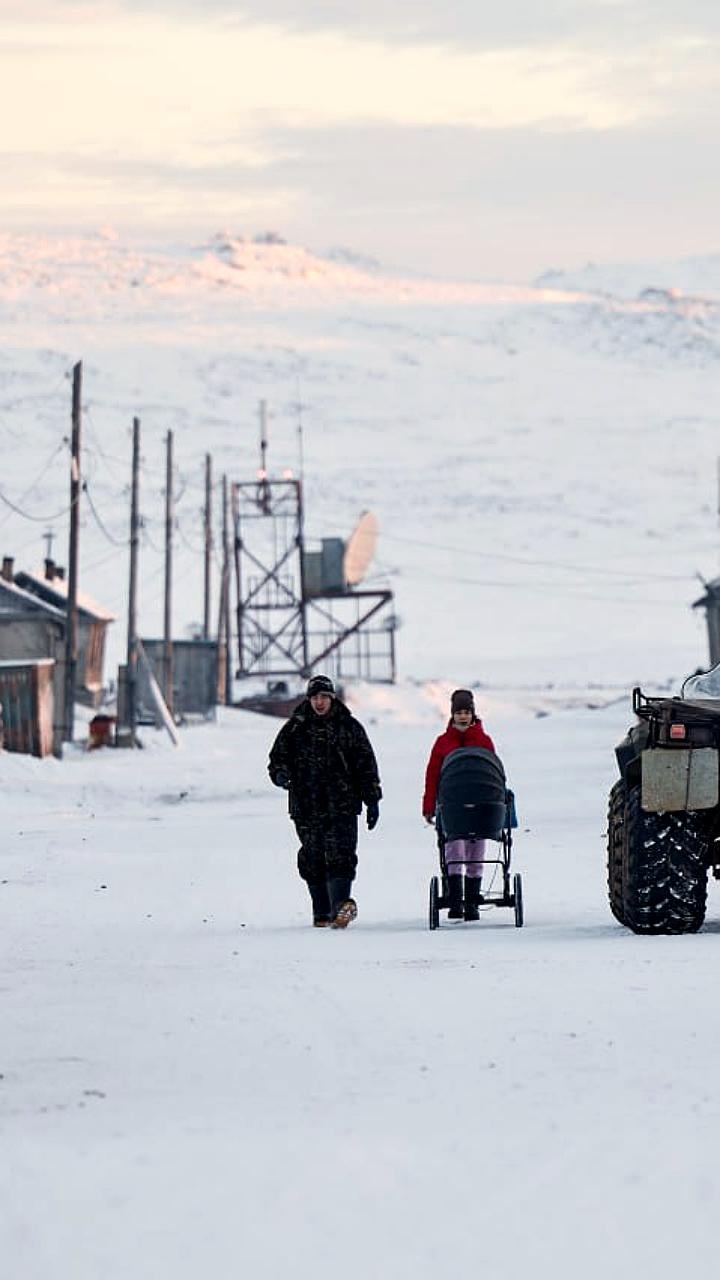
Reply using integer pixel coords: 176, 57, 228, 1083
1, 1, 719, 277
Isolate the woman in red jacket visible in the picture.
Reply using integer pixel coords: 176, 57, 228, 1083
422, 689, 495, 921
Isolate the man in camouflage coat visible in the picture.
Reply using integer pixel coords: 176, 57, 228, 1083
268, 674, 382, 928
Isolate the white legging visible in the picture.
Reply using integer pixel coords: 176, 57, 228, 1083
444, 837, 486, 879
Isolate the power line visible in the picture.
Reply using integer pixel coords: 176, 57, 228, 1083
0, 485, 73, 524
381, 527, 690, 584
83, 545, 126, 573
141, 522, 163, 554
175, 516, 205, 556
84, 406, 132, 471
399, 564, 681, 607
0, 440, 69, 528
83, 481, 127, 547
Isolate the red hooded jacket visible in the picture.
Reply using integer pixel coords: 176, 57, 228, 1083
422, 719, 495, 818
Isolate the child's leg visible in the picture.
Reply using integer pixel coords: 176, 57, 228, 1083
444, 837, 467, 874
444, 838, 466, 918
462, 840, 485, 920
464, 838, 486, 882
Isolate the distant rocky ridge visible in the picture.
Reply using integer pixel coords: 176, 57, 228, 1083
0, 231, 718, 370
536, 254, 720, 303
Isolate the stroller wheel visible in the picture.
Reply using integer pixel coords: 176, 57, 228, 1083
513, 872, 524, 928
429, 876, 440, 930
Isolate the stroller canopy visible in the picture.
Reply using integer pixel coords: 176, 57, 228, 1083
437, 747, 508, 841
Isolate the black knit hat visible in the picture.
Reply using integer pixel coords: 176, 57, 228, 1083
307, 674, 335, 698
451, 688, 475, 714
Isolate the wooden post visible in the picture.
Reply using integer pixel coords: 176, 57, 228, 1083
163, 430, 174, 713
216, 473, 232, 705
126, 417, 141, 746
64, 360, 82, 742
203, 452, 212, 640
231, 482, 243, 676
223, 474, 232, 704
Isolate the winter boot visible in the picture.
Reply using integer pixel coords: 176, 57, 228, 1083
331, 899, 358, 929
464, 876, 483, 922
328, 877, 357, 929
308, 881, 332, 928
447, 875, 464, 920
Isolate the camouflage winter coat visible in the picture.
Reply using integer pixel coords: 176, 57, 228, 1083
268, 698, 382, 821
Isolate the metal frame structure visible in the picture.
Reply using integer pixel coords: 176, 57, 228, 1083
232, 476, 396, 683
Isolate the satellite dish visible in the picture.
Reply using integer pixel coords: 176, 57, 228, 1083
344, 511, 379, 587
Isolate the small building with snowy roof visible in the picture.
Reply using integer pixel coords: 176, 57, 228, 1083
13, 558, 116, 707
0, 563, 66, 754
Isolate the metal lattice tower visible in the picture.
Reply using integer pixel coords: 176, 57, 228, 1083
232, 476, 396, 683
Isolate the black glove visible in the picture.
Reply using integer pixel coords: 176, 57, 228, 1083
274, 768, 290, 790
366, 800, 380, 830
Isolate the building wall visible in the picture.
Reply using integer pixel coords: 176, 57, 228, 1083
0, 661, 55, 757
78, 618, 109, 706
0, 619, 66, 755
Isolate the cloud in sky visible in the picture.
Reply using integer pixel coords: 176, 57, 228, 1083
108, 0, 720, 49
1, 2, 718, 277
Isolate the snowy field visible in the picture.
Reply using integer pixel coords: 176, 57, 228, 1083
3, 694, 720, 1279
3, 233, 720, 1276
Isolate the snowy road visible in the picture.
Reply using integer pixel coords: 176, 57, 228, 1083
3, 700, 720, 1279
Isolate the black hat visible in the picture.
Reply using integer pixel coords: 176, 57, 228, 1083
451, 688, 475, 714
307, 674, 335, 698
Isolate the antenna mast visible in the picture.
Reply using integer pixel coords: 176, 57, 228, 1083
259, 399, 268, 476
296, 373, 305, 481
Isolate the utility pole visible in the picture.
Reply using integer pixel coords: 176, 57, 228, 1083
224, 474, 232, 703
712, 455, 717, 565
126, 417, 141, 747
203, 452, 212, 640
216, 473, 232, 705
163, 430, 174, 713
63, 360, 82, 742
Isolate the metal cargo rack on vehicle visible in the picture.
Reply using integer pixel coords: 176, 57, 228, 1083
631, 687, 720, 747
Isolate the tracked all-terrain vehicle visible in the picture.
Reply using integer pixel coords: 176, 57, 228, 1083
608, 669, 720, 934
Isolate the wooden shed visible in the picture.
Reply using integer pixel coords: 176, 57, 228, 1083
0, 658, 55, 757
138, 638, 219, 723
0, 574, 66, 755
14, 559, 115, 707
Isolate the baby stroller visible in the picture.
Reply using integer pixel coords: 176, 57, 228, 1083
428, 747, 523, 929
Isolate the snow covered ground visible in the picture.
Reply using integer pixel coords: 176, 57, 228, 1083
3, 693, 720, 1279
3, 233, 720, 1275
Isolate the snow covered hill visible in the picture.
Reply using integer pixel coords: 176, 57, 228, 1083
1, 231, 719, 693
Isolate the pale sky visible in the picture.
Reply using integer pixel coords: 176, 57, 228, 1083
1, 1, 718, 278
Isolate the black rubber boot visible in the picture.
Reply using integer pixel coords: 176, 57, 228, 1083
447, 874, 464, 919
464, 877, 482, 922
308, 881, 332, 926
